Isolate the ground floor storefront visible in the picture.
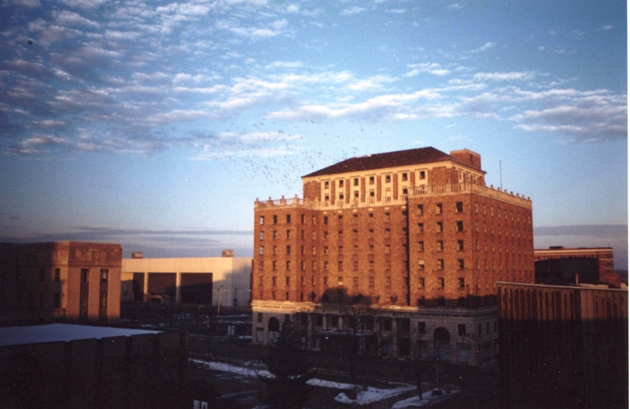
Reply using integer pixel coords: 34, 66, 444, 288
252, 300, 499, 366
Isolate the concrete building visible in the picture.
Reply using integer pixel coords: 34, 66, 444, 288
121, 251, 252, 308
0, 324, 187, 409
497, 282, 628, 409
534, 246, 619, 287
252, 147, 534, 365
0, 241, 122, 324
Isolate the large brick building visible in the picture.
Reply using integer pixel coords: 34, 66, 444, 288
252, 147, 534, 365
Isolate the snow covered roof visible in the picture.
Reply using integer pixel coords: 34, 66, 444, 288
0, 323, 162, 347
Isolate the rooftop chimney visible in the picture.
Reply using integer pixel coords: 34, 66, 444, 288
131, 252, 144, 259
222, 249, 234, 257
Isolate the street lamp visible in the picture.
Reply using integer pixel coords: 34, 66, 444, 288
213, 286, 228, 315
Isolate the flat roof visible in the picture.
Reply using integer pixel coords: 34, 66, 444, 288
0, 324, 161, 347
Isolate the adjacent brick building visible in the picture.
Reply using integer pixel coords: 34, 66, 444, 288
534, 246, 619, 287
0, 241, 122, 324
497, 282, 628, 408
252, 147, 534, 365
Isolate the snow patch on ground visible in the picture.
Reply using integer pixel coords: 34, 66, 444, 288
193, 359, 461, 407
391, 387, 461, 408
333, 383, 416, 406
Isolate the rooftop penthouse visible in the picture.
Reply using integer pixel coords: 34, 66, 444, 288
255, 182, 532, 210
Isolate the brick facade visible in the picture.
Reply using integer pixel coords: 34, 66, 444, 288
252, 147, 533, 365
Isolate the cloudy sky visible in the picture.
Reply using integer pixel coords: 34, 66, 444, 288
0, 0, 627, 268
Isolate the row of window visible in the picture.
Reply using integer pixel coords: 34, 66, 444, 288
261, 274, 467, 290
259, 201, 530, 226
256, 312, 497, 338
322, 170, 427, 190
39, 267, 61, 283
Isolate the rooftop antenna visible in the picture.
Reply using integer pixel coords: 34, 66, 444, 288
499, 160, 503, 190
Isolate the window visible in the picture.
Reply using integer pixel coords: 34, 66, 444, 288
369, 276, 375, 288
286, 230, 291, 239
258, 276, 263, 287
286, 245, 291, 255
438, 277, 445, 288
273, 215, 278, 224
338, 214, 343, 223
272, 276, 277, 286
324, 181, 329, 189
458, 324, 466, 336
54, 268, 60, 283
323, 246, 329, 254
53, 293, 61, 308
437, 240, 443, 251
384, 212, 390, 222
457, 239, 464, 251
418, 241, 424, 252
458, 259, 465, 269
323, 216, 328, 225
353, 178, 359, 186
286, 277, 290, 286
369, 176, 375, 184
436, 203, 443, 214
419, 170, 426, 180
286, 261, 291, 270
436, 222, 443, 233
272, 261, 277, 270
353, 276, 359, 287
417, 223, 424, 233
259, 231, 264, 240
418, 260, 425, 271
418, 322, 426, 333
272, 246, 277, 254
338, 261, 343, 272
457, 221, 464, 232
417, 204, 423, 215
385, 276, 391, 287
286, 215, 291, 223
456, 202, 463, 213
385, 244, 391, 253
402, 172, 408, 181
301, 214, 306, 224
323, 261, 328, 271
259, 216, 265, 225
385, 228, 390, 237
383, 318, 392, 331
385, 175, 391, 183
258, 312, 263, 323
339, 179, 344, 187
458, 277, 465, 289
437, 259, 444, 270
419, 277, 425, 288
100, 269, 108, 282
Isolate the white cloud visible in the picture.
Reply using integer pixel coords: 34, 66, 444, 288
447, 3, 462, 10
341, 6, 366, 16
12, 0, 41, 7
471, 42, 496, 53
473, 71, 536, 82
405, 63, 451, 77
53, 10, 100, 28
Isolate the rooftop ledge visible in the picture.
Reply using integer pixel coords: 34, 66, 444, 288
255, 183, 532, 210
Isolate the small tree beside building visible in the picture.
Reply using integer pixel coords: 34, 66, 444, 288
259, 320, 312, 409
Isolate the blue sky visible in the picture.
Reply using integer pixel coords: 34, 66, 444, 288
0, 0, 627, 268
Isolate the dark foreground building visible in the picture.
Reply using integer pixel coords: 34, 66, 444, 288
497, 282, 628, 409
0, 324, 187, 409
